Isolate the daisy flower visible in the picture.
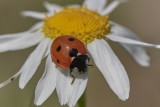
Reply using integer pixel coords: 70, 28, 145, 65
0, 0, 159, 107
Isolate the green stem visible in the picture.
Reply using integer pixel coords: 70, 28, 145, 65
77, 92, 86, 107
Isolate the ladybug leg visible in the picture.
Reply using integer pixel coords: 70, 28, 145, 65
71, 75, 75, 84
87, 56, 90, 63
70, 70, 75, 84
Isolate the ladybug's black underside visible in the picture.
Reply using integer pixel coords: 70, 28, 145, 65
69, 55, 89, 74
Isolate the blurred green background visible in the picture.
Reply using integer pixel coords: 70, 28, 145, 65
0, 0, 160, 107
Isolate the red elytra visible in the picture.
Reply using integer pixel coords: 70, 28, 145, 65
51, 36, 88, 69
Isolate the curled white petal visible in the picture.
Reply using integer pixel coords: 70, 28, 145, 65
109, 22, 150, 66
56, 70, 73, 105
83, 0, 107, 12
19, 38, 51, 89
67, 73, 88, 107
56, 69, 88, 106
87, 39, 130, 100
0, 31, 44, 53
21, 11, 46, 19
102, 0, 128, 15
0, 71, 21, 88
34, 55, 57, 105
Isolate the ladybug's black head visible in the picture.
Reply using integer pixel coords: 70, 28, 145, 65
69, 55, 89, 74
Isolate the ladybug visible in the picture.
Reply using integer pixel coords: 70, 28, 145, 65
51, 36, 90, 83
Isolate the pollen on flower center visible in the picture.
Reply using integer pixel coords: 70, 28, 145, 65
43, 7, 110, 44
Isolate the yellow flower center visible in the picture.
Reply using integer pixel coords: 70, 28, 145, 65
43, 7, 110, 44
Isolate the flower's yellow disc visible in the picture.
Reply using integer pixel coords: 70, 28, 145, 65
43, 7, 110, 44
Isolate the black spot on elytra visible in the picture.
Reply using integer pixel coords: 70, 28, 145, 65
68, 38, 75, 41
56, 45, 61, 52
57, 59, 60, 63
69, 48, 78, 57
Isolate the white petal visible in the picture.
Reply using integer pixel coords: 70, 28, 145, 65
68, 73, 88, 107
44, 39, 53, 57
0, 32, 44, 88
21, 11, 46, 19
107, 35, 158, 48
83, 0, 107, 12
0, 32, 45, 88
109, 22, 150, 66
34, 55, 57, 105
56, 69, 88, 106
102, 0, 128, 15
29, 22, 43, 32
0, 71, 21, 88
0, 32, 27, 43
0, 31, 44, 53
87, 39, 130, 100
0, 22, 42, 45
19, 38, 51, 89
43, 1, 62, 13
122, 44, 150, 66
56, 70, 73, 105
